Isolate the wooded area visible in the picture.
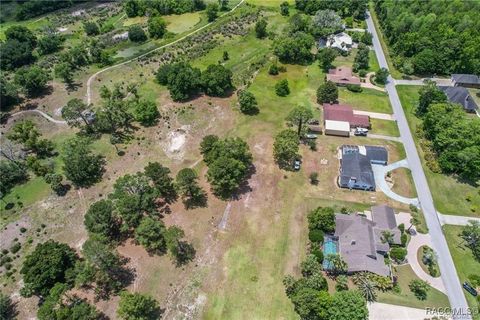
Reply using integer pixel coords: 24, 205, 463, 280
373, 0, 480, 75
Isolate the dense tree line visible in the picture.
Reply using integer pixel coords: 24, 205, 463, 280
373, 0, 480, 75
124, 0, 206, 17
295, 0, 367, 20
14, 0, 73, 20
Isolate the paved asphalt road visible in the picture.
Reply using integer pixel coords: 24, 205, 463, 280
366, 11, 471, 319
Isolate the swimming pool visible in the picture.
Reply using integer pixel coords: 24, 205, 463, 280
322, 237, 338, 270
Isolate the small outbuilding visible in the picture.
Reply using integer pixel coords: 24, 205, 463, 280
324, 120, 350, 137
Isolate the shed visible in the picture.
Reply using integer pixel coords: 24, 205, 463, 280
325, 120, 350, 137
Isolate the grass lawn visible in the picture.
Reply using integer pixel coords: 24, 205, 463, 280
397, 85, 480, 217
0, 177, 51, 228
443, 225, 480, 319
377, 264, 450, 309
332, 48, 380, 73
164, 12, 202, 34
368, 3, 403, 79
0, 16, 52, 40
339, 87, 392, 114
370, 118, 399, 136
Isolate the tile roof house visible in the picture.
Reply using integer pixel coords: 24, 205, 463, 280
338, 145, 388, 191
333, 205, 400, 276
326, 66, 361, 86
439, 86, 478, 113
323, 103, 370, 128
451, 74, 480, 89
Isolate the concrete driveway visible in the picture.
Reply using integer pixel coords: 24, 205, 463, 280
372, 159, 419, 206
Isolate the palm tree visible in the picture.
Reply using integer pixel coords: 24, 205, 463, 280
357, 278, 377, 302
381, 230, 395, 245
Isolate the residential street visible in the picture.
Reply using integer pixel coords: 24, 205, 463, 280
366, 11, 471, 319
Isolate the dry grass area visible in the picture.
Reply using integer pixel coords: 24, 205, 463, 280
390, 167, 417, 199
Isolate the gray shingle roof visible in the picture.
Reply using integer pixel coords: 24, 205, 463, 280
339, 152, 376, 190
365, 146, 388, 164
452, 74, 480, 85
439, 86, 478, 112
334, 214, 390, 276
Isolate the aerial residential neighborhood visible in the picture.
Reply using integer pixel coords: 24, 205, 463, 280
0, 1, 479, 320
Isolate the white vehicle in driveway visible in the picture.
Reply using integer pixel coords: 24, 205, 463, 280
354, 127, 369, 136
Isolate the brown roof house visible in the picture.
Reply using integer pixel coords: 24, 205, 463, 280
326, 66, 361, 86
323, 103, 370, 128
331, 205, 401, 276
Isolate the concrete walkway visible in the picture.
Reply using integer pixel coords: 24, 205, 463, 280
353, 110, 394, 120
438, 213, 480, 226
368, 302, 437, 320
371, 159, 419, 206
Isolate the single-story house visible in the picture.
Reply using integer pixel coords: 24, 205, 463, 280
451, 74, 480, 89
326, 66, 361, 86
338, 145, 388, 191
319, 32, 353, 52
332, 204, 401, 276
325, 120, 350, 137
439, 86, 478, 113
323, 103, 370, 128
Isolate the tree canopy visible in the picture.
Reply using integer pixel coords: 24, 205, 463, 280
201, 64, 233, 97
273, 129, 299, 169
201, 136, 253, 198
307, 207, 336, 233
20, 240, 78, 297
62, 137, 105, 188
317, 81, 338, 104
117, 291, 160, 320
148, 16, 167, 39
312, 9, 343, 37
238, 90, 259, 115
273, 32, 314, 64
156, 62, 201, 101
373, 0, 480, 75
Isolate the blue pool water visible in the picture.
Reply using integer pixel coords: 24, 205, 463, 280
322, 237, 338, 270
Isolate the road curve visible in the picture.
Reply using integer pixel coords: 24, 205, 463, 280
7, 109, 67, 125
86, 0, 246, 105
366, 11, 471, 319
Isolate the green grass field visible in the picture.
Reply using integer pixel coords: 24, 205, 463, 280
370, 118, 399, 136
377, 264, 450, 309
397, 85, 480, 217
0, 16, 52, 40
338, 87, 392, 114
443, 225, 480, 319
164, 12, 201, 34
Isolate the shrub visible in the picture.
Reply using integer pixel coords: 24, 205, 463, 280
358, 69, 367, 77
309, 172, 319, 185
310, 247, 324, 264
409, 279, 430, 300
20, 227, 27, 233
389, 247, 407, 262
398, 223, 405, 233
400, 233, 408, 247
275, 79, 290, 96
128, 25, 147, 42
346, 84, 362, 92
10, 243, 21, 254
308, 229, 324, 244
268, 64, 279, 75
468, 274, 480, 287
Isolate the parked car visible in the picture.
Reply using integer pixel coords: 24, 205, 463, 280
304, 133, 318, 139
293, 159, 301, 171
354, 127, 369, 136
463, 282, 478, 297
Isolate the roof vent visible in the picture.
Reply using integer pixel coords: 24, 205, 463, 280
351, 240, 356, 245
